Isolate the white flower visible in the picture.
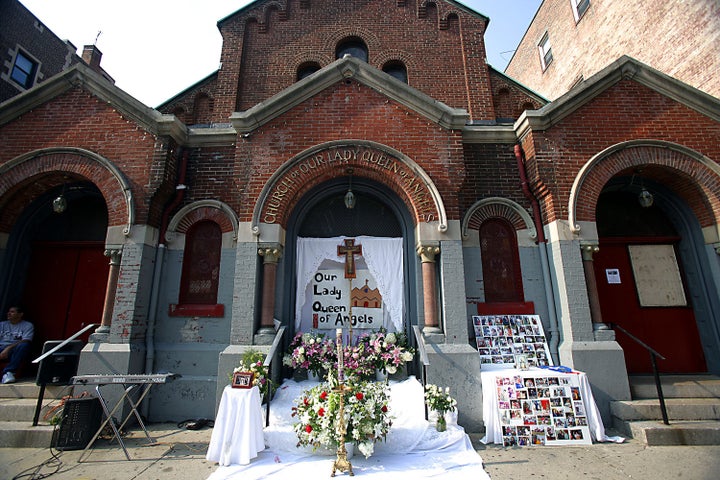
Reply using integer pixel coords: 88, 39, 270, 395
386, 333, 397, 344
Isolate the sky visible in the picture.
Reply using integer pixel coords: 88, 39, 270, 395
19, 0, 542, 107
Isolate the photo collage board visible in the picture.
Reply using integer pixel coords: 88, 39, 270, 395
473, 314, 553, 368
495, 373, 592, 446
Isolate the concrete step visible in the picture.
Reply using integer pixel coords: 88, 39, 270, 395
0, 381, 71, 399
0, 421, 54, 448
0, 398, 65, 422
629, 375, 720, 399
620, 420, 720, 446
611, 398, 720, 422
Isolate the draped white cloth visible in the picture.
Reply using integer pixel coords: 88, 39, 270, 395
295, 236, 404, 332
206, 377, 490, 480
206, 386, 266, 466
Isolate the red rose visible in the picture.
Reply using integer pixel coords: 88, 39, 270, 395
320, 391, 328, 400
305, 424, 313, 433
356, 392, 364, 400
381, 405, 388, 412
318, 407, 325, 417
304, 398, 309, 405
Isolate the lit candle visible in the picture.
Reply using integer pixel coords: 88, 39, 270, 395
336, 328, 344, 383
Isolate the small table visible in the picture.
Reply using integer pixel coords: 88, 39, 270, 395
206, 385, 265, 466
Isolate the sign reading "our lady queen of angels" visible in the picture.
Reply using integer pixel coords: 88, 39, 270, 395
310, 269, 383, 329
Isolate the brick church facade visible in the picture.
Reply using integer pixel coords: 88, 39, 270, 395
1, 0, 719, 429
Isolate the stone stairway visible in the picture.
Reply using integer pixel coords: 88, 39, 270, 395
0, 379, 72, 448
610, 374, 720, 445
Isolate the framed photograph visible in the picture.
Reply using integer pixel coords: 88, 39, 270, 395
232, 371, 254, 389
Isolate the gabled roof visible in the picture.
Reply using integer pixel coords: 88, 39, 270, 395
0, 62, 186, 144
515, 55, 720, 137
229, 55, 470, 132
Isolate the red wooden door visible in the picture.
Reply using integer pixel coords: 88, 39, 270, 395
22, 242, 109, 350
593, 240, 706, 373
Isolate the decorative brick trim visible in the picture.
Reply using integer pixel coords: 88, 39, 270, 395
462, 197, 536, 240
0, 148, 133, 234
166, 200, 238, 242
569, 140, 720, 231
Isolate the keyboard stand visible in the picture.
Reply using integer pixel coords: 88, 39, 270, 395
78, 382, 157, 461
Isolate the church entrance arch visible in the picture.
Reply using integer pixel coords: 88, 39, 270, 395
592, 182, 710, 373
281, 175, 419, 361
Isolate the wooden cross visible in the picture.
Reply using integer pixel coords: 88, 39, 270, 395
337, 238, 362, 279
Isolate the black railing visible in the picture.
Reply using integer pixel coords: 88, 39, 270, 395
610, 323, 669, 425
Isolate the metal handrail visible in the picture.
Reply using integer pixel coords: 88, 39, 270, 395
32, 323, 97, 364
263, 326, 286, 427
610, 322, 669, 425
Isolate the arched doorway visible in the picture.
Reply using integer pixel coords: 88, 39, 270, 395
592, 177, 711, 373
2, 180, 109, 364
281, 176, 418, 363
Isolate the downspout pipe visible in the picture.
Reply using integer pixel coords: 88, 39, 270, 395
514, 144, 560, 365
142, 147, 189, 416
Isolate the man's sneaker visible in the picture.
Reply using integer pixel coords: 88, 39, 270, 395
1, 372, 15, 384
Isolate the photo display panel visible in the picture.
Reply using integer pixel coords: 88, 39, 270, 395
473, 315, 553, 368
495, 373, 592, 446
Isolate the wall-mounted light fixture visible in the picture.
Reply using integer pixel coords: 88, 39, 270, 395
637, 176, 654, 208
344, 168, 356, 209
52, 183, 67, 214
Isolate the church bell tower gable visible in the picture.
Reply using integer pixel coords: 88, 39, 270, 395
212, 0, 493, 121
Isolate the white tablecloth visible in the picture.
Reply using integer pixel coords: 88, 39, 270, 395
207, 385, 266, 465
480, 367, 617, 444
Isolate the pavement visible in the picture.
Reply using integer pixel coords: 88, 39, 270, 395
2, 424, 720, 480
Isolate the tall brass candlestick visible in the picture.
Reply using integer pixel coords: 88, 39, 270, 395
332, 327, 353, 476
336, 328, 344, 384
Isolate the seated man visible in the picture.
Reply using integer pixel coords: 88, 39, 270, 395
0, 306, 35, 384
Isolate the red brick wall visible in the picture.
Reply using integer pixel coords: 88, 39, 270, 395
524, 80, 720, 226
209, 79, 467, 224
0, 87, 174, 229
204, 0, 493, 122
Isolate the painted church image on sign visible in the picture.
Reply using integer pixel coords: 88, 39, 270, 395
1, 0, 719, 433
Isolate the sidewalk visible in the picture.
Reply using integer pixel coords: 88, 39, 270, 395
2, 424, 719, 480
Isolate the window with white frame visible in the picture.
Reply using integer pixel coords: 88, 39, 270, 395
571, 0, 590, 22
538, 32, 553, 71
10, 49, 38, 89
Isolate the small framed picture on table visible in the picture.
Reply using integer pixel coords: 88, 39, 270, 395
232, 371, 254, 389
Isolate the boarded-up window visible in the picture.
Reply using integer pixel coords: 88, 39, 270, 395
480, 219, 524, 303
179, 221, 221, 304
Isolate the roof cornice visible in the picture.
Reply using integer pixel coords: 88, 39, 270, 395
0, 63, 188, 145
515, 56, 720, 139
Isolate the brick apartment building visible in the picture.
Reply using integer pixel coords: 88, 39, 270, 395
0, 0, 719, 429
505, 0, 720, 100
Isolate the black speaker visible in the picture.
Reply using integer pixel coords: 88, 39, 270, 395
35, 340, 83, 385
52, 396, 103, 450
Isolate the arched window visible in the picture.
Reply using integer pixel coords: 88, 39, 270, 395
336, 37, 368, 62
297, 62, 321, 81
179, 221, 222, 305
480, 218, 524, 303
382, 60, 408, 83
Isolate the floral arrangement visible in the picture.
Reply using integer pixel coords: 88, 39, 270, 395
358, 328, 415, 375
424, 383, 457, 415
231, 349, 273, 400
283, 332, 337, 377
292, 380, 392, 458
